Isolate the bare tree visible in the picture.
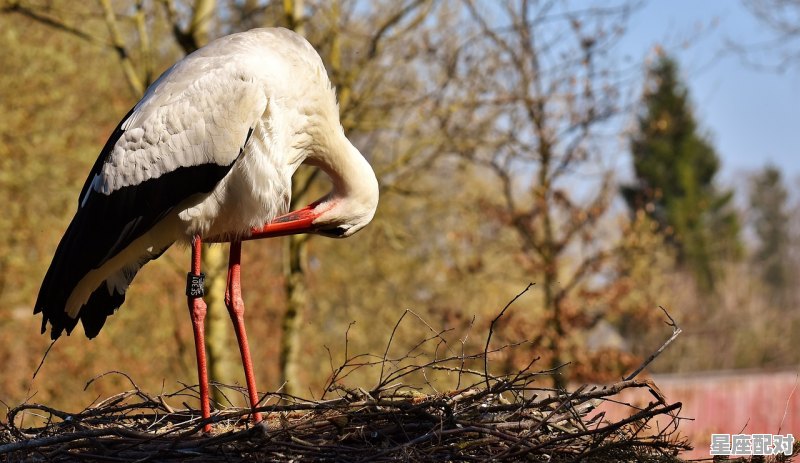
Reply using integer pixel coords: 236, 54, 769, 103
442, 0, 640, 387
736, 0, 800, 71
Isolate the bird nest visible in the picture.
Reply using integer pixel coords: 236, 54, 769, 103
0, 288, 691, 462
0, 377, 687, 462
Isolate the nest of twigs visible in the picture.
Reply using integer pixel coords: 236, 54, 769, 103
0, 376, 687, 462
0, 287, 691, 462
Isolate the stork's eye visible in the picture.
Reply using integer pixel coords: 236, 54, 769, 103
317, 226, 349, 238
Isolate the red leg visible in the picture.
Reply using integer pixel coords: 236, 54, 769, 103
187, 236, 212, 433
225, 240, 263, 423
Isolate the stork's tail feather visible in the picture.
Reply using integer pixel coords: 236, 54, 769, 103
35, 207, 169, 339
35, 253, 167, 339
35, 214, 91, 339
35, 282, 127, 340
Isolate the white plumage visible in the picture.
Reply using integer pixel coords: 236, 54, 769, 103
37, 27, 378, 339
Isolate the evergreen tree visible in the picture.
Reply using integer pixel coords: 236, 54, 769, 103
749, 165, 791, 295
622, 56, 740, 291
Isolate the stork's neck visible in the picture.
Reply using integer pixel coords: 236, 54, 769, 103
245, 128, 378, 239
309, 133, 378, 205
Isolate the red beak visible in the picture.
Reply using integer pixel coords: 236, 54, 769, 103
243, 204, 320, 240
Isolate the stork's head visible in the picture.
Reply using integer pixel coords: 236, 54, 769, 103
309, 191, 379, 239
249, 137, 378, 240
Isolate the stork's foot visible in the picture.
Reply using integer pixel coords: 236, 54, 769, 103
254, 419, 270, 435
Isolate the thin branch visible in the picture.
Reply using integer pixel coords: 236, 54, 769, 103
98, 0, 145, 96
624, 306, 682, 381
2, 3, 105, 46
484, 283, 535, 388
366, 0, 430, 60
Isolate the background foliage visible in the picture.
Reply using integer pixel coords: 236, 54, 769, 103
0, 0, 797, 414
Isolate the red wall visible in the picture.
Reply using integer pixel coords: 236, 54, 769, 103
593, 370, 800, 458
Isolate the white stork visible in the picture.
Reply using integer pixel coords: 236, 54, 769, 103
35, 28, 379, 429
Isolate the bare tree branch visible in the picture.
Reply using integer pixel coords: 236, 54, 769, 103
98, 0, 145, 96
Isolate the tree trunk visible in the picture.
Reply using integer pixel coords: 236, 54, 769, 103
280, 233, 309, 396
279, 0, 307, 398
538, 140, 566, 389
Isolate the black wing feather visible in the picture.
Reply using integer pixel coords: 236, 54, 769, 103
35, 114, 251, 340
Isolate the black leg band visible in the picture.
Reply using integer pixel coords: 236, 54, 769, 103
186, 272, 206, 297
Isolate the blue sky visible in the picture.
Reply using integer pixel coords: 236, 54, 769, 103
615, 0, 800, 184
